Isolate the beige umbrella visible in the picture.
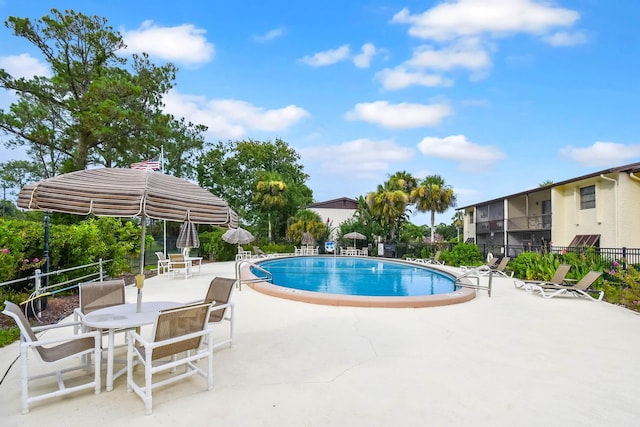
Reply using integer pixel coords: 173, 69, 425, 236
18, 168, 238, 311
343, 231, 366, 247
222, 227, 255, 245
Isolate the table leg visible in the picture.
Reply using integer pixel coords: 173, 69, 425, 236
106, 329, 115, 391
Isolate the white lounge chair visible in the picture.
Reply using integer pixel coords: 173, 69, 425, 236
529, 271, 604, 301
513, 264, 571, 290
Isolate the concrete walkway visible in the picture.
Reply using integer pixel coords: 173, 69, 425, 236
1, 261, 639, 426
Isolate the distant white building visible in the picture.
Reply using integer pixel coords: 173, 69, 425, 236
305, 197, 358, 240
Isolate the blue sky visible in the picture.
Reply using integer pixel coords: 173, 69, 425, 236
1, 0, 639, 226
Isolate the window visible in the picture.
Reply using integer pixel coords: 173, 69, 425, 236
580, 185, 595, 209
469, 211, 474, 224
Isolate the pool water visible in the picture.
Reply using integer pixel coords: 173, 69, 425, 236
253, 257, 455, 297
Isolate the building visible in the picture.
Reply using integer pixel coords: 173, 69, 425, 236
459, 162, 640, 256
305, 197, 358, 240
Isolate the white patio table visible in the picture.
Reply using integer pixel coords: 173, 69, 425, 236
82, 301, 181, 391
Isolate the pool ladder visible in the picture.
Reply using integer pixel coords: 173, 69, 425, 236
235, 259, 273, 291
454, 269, 493, 297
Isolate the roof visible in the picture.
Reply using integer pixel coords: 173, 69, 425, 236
305, 197, 358, 210
458, 162, 640, 210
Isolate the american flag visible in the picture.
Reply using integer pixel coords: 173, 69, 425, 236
130, 157, 160, 171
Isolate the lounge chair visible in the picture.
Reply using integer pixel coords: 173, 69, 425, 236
461, 257, 513, 278
253, 246, 268, 257
407, 250, 444, 265
513, 264, 571, 289
530, 271, 604, 301
460, 257, 498, 272
2, 301, 101, 414
126, 303, 213, 415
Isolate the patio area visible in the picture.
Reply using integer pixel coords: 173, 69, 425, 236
1, 260, 639, 426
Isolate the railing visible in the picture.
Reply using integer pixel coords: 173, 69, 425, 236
234, 259, 273, 291
0, 259, 112, 318
475, 244, 640, 267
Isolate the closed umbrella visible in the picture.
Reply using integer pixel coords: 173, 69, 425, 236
177, 221, 200, 256
18, 168, 237, 312
344, 231, 366, 247
301, 231, 315, 247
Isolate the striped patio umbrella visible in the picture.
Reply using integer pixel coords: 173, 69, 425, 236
18, 168, 238, 311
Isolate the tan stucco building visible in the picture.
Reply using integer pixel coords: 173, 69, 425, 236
460, 162, 640, 257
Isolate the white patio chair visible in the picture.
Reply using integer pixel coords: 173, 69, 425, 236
126, 303, 213, 415
2, 301, 101, 414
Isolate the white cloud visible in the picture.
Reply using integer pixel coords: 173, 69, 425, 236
543, 31, 588, 47
375, 67, 453, 90
417, 134, 505, 171
406, 38, 492, 71
560, 141, 640, 167
254, 27, 286, 43
353, 43, 377, 68
392, 0, 580, 42
300, 45, 351, 66
121, 20, 215, 66
345, 101, 452, 129
163, 89, 310, 139
301, 139, 415, 179
0, 54, 50, 78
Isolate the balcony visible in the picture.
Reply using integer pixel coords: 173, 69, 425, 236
476, 219, 504, 234
507, 214, 551, 231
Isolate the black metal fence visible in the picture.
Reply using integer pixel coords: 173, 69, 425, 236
386, 241, 640, 267
477, 243, 640, 267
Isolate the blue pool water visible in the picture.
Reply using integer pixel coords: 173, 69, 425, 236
253, 257, 455, 297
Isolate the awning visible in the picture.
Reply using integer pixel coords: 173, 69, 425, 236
568, 234, 600, 247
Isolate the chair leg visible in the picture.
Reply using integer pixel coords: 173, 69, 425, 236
20, 345, 29, 415
145, 353, 153, 415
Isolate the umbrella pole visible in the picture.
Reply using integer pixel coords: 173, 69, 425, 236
136, 215, 146, 313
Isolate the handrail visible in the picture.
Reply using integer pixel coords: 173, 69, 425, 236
455, 270, 493, 297
234, 259, 273, 291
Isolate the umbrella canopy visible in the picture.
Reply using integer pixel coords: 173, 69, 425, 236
343, 231, 367, 247
18, 168, 238, 225
221, 227, 255, 245
301, 231, 315, 246
18, 168, 238, 311
177, 221, 200, 252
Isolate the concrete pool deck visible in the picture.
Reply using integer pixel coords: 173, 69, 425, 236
1, 260, 639, 426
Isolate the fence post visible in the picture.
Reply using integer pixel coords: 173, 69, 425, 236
34, 269, 44, 314
622, 247, 627, 270
99, 258, 104, 280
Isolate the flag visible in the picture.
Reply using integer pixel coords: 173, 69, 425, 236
130, 157, 160, 170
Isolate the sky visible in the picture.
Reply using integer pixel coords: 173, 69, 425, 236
1, 0, 639, 226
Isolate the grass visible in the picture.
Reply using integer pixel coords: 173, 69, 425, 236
0, 327, 20, 348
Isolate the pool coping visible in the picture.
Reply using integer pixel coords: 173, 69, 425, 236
241, 256, 476, 308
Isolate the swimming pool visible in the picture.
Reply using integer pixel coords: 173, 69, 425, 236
246, 256, 475, 308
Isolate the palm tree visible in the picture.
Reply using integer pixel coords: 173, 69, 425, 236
366, 180, 409, 241
452, 211, 464, 242
411, 175, 457, 243
254, 172, 287, 241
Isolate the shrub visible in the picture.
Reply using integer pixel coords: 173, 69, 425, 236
602, 263, 640, 311
440, 243, 483, 267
